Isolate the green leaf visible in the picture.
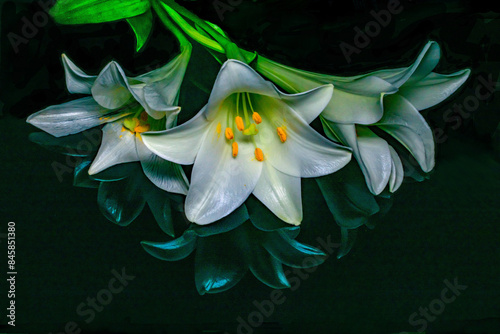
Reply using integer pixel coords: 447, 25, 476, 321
126, 9, 153, 52
50, 0, 151, 25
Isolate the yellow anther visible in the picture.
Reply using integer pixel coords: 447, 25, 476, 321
255, 148, 264, 162
225, 127, 234, 140
216, 122, 222, 135
121, 126, 126, 132
252, 112, 262, 124
134, 124, 151, 133
140, 111, 149, 122
235, 116, 245, 131
232, 142, 239, 158
277, 127, 287, 143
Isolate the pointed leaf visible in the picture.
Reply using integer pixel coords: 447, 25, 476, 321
126, 10, 153, 52
50, 0, 151, 25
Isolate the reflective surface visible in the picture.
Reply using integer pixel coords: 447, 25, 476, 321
2, 0, 500, 333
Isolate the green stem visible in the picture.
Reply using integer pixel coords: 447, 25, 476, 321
152, 0, 190, 49
161, 3, 225, 53
161, 0, 231, 48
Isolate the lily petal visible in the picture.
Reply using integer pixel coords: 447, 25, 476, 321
27, 97, 130, 137
136, 138, 189, 195
388, 145, 404, 193
263, 230, 327, 268
398, 69, 471, 110
321, 87, 391, 124
370, 41, 441, 87
97, 177, 146, 226
141, 107, 210, 165
92, 61, 133, 109
247, 244, 290, 289
88, 122, 140, 175
255, 55, 397, 124
195, 229, 247, 295
278, 84, 333, 124
61, 54, 96, 94
256, 97, 352, 178
136, 44, 192, 110
330, 124, 393, 195
204, 60, 281, 120
185, 121, 263, 225
141, 230, 197, 261
377, 94, 435, 172
252, 162, 302, 226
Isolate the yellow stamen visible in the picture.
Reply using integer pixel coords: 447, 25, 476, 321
252, 112, 262, 124
255, 148, 264, 161
134, 124, 151, 133
121, 126, 126, 132
277, 127, 287, 143
225, 127, 234, 140
216, 122, 222, 135
140, 111, 149, 122
232, 142, 239, 158
235, 116, 245, 131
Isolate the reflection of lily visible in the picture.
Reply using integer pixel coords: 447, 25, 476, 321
141, 205, 327, 294
142, 60, 352, 226
29, 130, 183, 234
256, 41, 470, 194
316, 162, 393, 258
27, 46, 191, 194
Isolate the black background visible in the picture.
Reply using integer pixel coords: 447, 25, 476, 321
1, 0, 500, 333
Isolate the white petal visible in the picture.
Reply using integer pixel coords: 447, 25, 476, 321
185, 121, 263, 225
321, 87, 389, 124
388, 145, 404, 193
369, 41, 441, 87
328, 123, 392, 195
88, 122, 139, 175
61, 54, 96, 94
254, 96, 352, 178
26, 97, 130, 137
141, 107, 210, 165
204, 60, 281, 120
252, 163, 302, 226
91, 61, 133, 109
136, 139, 189, 195
136, 45, 191, 111
278, 84, 333, 124
398, 69, 471, 110
376, 94, 435, 172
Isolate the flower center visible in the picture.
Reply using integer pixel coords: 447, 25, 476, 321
218, 93, 287, 161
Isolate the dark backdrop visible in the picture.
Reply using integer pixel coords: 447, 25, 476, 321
1, 0, 499, 333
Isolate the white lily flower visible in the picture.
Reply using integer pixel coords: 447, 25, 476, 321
255, 41, 470, 194
27, 45, 192, 195
142, 60, 352, 226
